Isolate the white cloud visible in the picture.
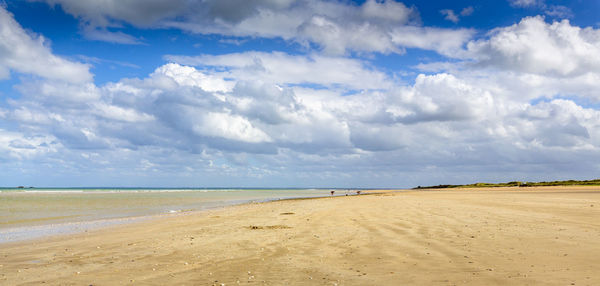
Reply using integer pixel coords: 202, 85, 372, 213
392, 73, 496, 123
39, 0, 187, 27
466, 16, 600, 77
391, 26, 475, 57
461, 7, 474, 17
194, 112, 272, 143
510, 99, 599, 149
361, 0, 414, 23
296, 14, 402, 55
37, 0, 472, 56
91, 103, 155, 123
3, 4, 600, 186
152, 63, 234, 92
544, 5, 573, 19
0, 6, 92, 83
15, 80, 100, 104
509, 0, 540, 8
5, 56, 600, 186
0, 129, 59, 160
508, 0, 573, 19
82, 26, 143, 45
440, 9, 459, 23
165, 52, 391, 90
172, 0, 420, 55
413, 61, 463, 73
440, 6, 474, 23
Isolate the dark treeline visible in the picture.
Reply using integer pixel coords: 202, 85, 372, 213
414, 179, 600, 189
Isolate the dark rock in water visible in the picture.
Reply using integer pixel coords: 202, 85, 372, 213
17, 186, 25, 188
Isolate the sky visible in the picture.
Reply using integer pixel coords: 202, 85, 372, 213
0, 0, 599, 188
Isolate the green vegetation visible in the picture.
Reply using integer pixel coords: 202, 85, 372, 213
414, 179, 600, 189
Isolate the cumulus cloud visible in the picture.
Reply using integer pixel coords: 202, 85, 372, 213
388, 73, 495, 124
518, 99, 595, 147
36, 0, 473, 56
0, 6, 92, 83
3, 4, 600, 186
6, 55, 600, 185
39, 0, 187, 27
152, 63, 233, 92
194, 112, 273, 143
466, 16, 600, 77
165, 51, 391, 90
391, 26, 475, 57
0, 129, 59, 160
166, 0, 424, 55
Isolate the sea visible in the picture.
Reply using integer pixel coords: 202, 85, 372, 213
0, 188, 352, 244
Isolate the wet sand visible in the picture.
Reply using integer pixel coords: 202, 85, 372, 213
1, 187, 599, 285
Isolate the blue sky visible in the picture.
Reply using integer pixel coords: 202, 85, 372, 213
1, 0, 599, 187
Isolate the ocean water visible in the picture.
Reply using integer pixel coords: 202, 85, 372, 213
0, 188, 349, 243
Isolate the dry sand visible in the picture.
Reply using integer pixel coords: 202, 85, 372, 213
1, 186, 599, 285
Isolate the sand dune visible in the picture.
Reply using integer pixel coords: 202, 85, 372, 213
1, 187, 599, 285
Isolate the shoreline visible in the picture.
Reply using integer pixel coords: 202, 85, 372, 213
0, 190, 388, 245
0, 186, 592, 246
2, 187, 598, 285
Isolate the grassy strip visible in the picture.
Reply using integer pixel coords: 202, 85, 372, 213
414, 179, 600, 189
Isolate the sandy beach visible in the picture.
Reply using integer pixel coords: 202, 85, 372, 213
1, 187, 599, 285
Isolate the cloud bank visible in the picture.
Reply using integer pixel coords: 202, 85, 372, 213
1, 3, 599, 187
37, 0, 474, 55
